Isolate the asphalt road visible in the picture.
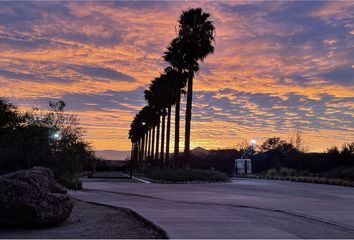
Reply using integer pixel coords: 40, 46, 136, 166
71, 176, 354, 238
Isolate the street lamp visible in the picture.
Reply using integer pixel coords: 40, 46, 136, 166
142, 122, 146, 126
52, 132, 61, 140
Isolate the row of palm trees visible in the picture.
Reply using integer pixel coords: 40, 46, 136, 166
129, 8, 215, 168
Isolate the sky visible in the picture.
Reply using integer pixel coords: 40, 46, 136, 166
0, 1, 353, 152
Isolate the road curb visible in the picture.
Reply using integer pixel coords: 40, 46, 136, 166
120, 173, 151, 183
73, 198, 168, 239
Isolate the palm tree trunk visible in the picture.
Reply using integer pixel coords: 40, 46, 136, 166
166, 105, 171, 168
151, 126, 155, 161
140, 136, 145, 163
133, 142, 137, 166
147, 129, 151, 159
184, 69, 194, 168
144, 132, 148, 161
137, 139, 140, 164
174, 89, 181, 168
155, 115, 160, 163
130, 142, 134, 161
160, 109, 166, 168
130, 142, 134, 178
132, 142, 136, 165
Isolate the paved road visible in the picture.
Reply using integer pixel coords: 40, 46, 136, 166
71, 176, 354, 238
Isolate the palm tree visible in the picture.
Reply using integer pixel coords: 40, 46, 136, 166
129, 8, 214, 169
144, 72, 177, 168
129, 111, 146, 165
162, 67, 182, 167
178, 8, 215, 166
150, 76, 168, 168
145, 80, 163, 166
129, 106, 158, 167
144, 90, 156, 162
164, 38, 189, 168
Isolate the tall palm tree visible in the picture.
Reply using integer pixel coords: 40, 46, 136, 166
178, 8, 215, 166
129, 106, 157, 166
150, 76, 169, 168
129, 111, 146, 165
145, 79, 164, 166
162, 67, 182, 167
144, 90, 156, 162
164, 39, 189, 168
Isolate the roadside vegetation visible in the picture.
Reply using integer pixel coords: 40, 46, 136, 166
246, 168, 354, 187
182, 134, 354, 187
0, 98, 98, 189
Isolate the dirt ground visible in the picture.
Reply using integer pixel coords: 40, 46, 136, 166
0, 200, 167, 239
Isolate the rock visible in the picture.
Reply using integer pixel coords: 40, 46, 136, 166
0, 166, 75, 226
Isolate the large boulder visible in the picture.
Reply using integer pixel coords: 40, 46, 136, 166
0, 166, 75, 226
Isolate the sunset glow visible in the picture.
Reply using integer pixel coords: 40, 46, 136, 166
1, 1, 353, 152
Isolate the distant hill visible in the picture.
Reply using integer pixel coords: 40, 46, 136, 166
191, 147, 210, 157
96, 147, 210, 160
96, 150, 130, 161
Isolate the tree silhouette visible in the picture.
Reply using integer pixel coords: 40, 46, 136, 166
0, 98, 95, 189
129, 8, 215, 169
177, 8, 215, 166
164, 38, 189, 167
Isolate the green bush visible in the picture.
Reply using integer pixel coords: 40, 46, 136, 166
57, 176, 82, 190
147, 169, 228, 182
267, 169, 277, 176
279, 168, 297, 177
0, 99, 96, 190
279, 168, 288, 176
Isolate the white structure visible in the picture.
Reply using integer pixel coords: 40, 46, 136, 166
235, 158, 252, 175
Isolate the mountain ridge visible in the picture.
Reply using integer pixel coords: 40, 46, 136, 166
96, 147, 210, 160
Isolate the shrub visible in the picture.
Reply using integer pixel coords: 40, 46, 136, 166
318, 178, 326, 184
342, 168, 354, 181
279, 168, 297, 177
344, 181, 352, 187
279, 168, 288, 177
299, 170, 311, 177
322, 166, 347, 179
0, 99, 96, 190
57, 176, 82, 190
306, 177, 312, 183
146, 169, 228, 182
288, 169, 297, 176
267, 169, 277, 176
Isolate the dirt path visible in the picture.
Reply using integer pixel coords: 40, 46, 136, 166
0, 200, 167, 239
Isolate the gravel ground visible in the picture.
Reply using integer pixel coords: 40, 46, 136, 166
0, 200, 167, 239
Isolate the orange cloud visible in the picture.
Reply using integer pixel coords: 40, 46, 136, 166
0, 1, 353, 153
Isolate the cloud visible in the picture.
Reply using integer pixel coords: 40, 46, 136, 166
320, 65, 354, 85
0, 1, 353, 152
71, 65, 135, 82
